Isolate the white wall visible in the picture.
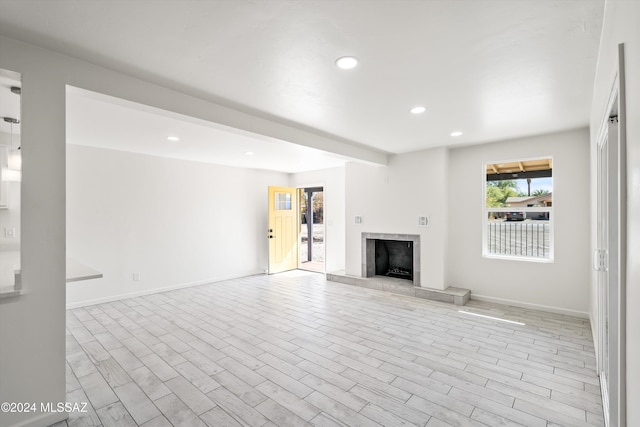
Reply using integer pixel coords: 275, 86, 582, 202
0, 180, 20, 251
290, 166, 346, 273
447, 128, 591, 315
0, 38, 67, 427
0, 34, 369, 427
590, 1, 640, 424
66, 145, 288, 307
345, 147, 449, 289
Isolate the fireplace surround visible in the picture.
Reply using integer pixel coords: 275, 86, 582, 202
362, 233, 420, 286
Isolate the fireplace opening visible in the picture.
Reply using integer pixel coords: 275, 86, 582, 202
375, 240, 413, 281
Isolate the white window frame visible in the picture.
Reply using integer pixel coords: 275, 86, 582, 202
482, 156, 554, 263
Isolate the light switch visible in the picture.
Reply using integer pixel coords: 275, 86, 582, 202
4, 227, 16, 238
418, 216, 430, 227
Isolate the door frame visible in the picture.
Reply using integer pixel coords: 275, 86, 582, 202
594, 43, 627, 427
298, 186, 325, 272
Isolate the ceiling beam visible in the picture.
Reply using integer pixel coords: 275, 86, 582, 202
486, 169, 552, 181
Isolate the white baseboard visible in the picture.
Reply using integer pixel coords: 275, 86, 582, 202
470, 294, 589, 319
7, 411, 67, 427
66, 271, 262, 309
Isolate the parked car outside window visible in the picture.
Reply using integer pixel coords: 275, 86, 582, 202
506, 211, 526, 221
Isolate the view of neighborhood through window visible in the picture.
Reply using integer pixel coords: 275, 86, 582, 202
484, 157, 553, 261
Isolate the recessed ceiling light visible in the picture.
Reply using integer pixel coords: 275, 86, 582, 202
335, 56, 359, 70
450, 131, 463, 137
410, 106, 426, 114
244, 151, 255, 156
167, 136, 180, 142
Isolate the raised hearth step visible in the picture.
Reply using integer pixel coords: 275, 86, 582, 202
326, 271, 470, 306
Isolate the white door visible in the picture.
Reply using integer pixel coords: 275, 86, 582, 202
596, 112, 624, 427
595, 43, 627, 427
596, 122, 612, 424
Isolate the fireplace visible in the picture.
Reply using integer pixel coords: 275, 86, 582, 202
362, 233, 420, 286
375, 240, 413, 280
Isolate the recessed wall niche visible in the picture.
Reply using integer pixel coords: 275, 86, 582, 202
0, 68, 22, 295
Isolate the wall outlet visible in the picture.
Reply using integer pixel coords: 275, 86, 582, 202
418, 216, 430, 227
354, 215, 364, 225
133, 272, 140, 281
4, 227, 16, 238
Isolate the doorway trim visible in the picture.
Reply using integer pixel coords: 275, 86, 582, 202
298, 186, 326, 273
594, 42, 627, 427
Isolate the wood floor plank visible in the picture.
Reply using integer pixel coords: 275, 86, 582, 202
300, 374, 368, 412
64, 271, 603, 427
95, 358, 133, 388
297, 359, 357, 391
213, 370, 269, 407
256, 380, 322, 421
77, 371, 119, 410
350, 385, 432, 426
256, 364, 314, 399
304, 390, 383, 427
255, 398, 314, 427
96, 401, 137, 427
207, 387, 270, 427
67, 387, 101, 427
154, 393, 208, 427
113, 382, 161, 425
174, 361, 222, 394
200, 407, 243, 427
165, 376, 216, 415
129, 365, 172, 401
448, 386, 546, 426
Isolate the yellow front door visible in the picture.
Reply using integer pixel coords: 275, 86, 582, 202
268, 186, 298, 274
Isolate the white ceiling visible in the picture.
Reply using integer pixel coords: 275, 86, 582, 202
66, 87, 349, 173
0, 0, 604, 166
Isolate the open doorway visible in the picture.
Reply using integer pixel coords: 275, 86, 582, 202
298, 187, 324, 272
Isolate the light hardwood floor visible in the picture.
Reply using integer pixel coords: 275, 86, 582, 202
55, 271, 603, 427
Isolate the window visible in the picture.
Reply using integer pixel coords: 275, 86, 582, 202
483, 157, 553, 261
274, 192, 292, 210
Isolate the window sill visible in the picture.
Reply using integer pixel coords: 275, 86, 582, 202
483, 254, 554, 263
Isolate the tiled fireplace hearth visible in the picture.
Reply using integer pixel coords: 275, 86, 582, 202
326, 232, 470, 306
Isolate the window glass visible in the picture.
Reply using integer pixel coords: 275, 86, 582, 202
484, 158, 553, 261
275, 192, 291, 210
